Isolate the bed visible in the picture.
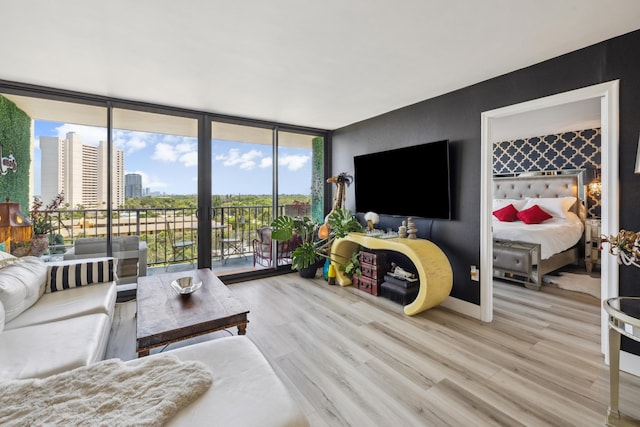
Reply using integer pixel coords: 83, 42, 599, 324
492, 173, 586, 290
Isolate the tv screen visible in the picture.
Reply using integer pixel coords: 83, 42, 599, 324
354, 140, 451, 219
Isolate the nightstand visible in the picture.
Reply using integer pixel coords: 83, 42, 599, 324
585, 217, 601, 273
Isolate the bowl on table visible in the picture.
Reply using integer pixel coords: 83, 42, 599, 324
170, 276, 202, 296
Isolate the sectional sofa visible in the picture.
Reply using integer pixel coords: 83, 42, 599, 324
0, 253, 308, 426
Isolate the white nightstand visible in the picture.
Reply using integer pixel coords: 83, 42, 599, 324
585, 217, 601, 273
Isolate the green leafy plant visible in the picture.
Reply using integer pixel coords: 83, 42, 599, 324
271, 207, 364, 271
342, 249, 362, 279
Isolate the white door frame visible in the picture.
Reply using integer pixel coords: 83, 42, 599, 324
480, 80, 619, 359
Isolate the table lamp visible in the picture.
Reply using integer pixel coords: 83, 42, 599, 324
0, 198, 33, 253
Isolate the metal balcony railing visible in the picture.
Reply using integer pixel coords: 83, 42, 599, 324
43, 203, 311, 269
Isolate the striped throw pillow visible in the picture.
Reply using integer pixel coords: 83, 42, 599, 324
46, 258, 116, 293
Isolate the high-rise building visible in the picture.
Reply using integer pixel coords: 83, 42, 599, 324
125, 173, 143, 198
40, 132, 124, 209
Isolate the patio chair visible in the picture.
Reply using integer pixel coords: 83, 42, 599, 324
166, 222, 195, 270
252, 226, 300, 267
220, 224, 246, 264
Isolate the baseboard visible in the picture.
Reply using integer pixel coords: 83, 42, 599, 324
440, 296, 482, 320
621, 351, 640, 377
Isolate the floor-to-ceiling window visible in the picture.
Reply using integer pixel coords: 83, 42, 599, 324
0, 93, 109, 255
0, 83, 328, 281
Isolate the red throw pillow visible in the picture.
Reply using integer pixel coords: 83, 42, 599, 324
517, 204, 552, 224
493, 203, 519, 222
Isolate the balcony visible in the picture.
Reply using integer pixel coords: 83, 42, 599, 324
41, 203, 311, 275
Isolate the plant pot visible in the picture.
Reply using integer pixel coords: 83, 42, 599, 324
298, 258, 325, 278
29, 234, 49, 257
298, 265, 318, 278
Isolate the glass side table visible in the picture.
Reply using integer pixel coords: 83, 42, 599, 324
603, 297, 640, 426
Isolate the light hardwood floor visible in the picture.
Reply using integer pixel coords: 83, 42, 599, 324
106, 275, 640, 427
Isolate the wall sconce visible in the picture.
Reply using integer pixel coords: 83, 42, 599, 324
0, 198, 33, 253
635, 133, 640, 174
588, 170, 602, 199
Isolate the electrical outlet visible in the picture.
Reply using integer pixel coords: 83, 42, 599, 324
470, 265, 479, 282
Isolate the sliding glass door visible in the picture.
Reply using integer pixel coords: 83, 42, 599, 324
210, 122, 273, 272
112, 108, 199, 271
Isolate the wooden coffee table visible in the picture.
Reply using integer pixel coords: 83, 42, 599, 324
136, 268, 249, 357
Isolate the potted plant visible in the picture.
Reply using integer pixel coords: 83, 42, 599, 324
27, 192, 65, 256
271, 207, 364, 277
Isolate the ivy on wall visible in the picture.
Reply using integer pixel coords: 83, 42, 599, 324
310, 136, 325, 224
0, 95, 31, 209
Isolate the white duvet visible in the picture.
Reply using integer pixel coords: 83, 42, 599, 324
492, 211, 584, 260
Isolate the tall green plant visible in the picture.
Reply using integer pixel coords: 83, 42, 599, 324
271, 207, 363, 271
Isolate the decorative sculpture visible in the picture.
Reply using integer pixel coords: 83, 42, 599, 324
406, 217, 417, 239
398, 220, 407, 238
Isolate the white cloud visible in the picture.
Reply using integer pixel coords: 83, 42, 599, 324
180, 151, 198, 167
126, 137, 147, 153
279, 154, 309, 171
152, 142, 177, 162
215, 148, 264, 170
54, 124, 107, 146
259, 157, 272, 168
151, 140, 197, 168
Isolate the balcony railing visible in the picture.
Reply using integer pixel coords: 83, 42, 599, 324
44, 203, 311, 268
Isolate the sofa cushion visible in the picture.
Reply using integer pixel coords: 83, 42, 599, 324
130, 336, 309, 427
0, 256, 47, 322
0, 313, 112, 380
4, 282, 116, 330
46, 258, 116, 293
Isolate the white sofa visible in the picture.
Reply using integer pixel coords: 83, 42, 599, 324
0, 253, 309, 426
0, 254, 117, 380
136, 337, 310, 427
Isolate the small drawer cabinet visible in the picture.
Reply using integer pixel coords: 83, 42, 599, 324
353, 251, 387, 296
585, 218, 601, 273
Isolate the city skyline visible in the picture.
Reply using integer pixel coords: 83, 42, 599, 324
33, 121, 313, 197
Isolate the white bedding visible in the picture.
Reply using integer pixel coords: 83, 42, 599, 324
492, 211, 584, 259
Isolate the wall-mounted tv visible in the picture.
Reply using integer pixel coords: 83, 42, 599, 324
354, 140, 452, 220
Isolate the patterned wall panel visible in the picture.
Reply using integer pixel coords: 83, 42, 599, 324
493, 128, 601, 218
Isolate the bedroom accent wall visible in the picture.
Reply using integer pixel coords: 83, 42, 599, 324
493, 128, 601, 217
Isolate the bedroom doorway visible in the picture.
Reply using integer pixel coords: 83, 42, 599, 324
480, 80, 619, 358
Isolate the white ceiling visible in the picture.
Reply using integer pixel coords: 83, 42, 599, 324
2, 0, 640, 131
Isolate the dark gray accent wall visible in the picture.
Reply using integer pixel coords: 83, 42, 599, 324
332, 31, 640, 326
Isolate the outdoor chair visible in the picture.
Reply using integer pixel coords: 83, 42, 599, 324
220, 224, 246, 264
252, 226, 300, 267
166, 222, 195, 270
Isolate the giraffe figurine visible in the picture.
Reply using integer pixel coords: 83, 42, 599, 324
318, 172, 353, 239
325, 172, 352, 218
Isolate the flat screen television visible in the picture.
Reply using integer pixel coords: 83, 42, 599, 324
354, 140, 452, 219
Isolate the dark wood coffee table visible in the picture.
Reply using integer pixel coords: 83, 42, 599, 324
136, 268, 249, 357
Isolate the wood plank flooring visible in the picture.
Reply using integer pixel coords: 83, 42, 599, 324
106, 275, 640, 427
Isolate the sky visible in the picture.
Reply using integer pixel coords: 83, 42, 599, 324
33, 121, 312, 196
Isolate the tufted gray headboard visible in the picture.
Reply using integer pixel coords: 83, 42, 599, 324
492, 174, 583, 218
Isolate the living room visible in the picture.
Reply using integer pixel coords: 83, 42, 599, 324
2, 2, 640, 426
